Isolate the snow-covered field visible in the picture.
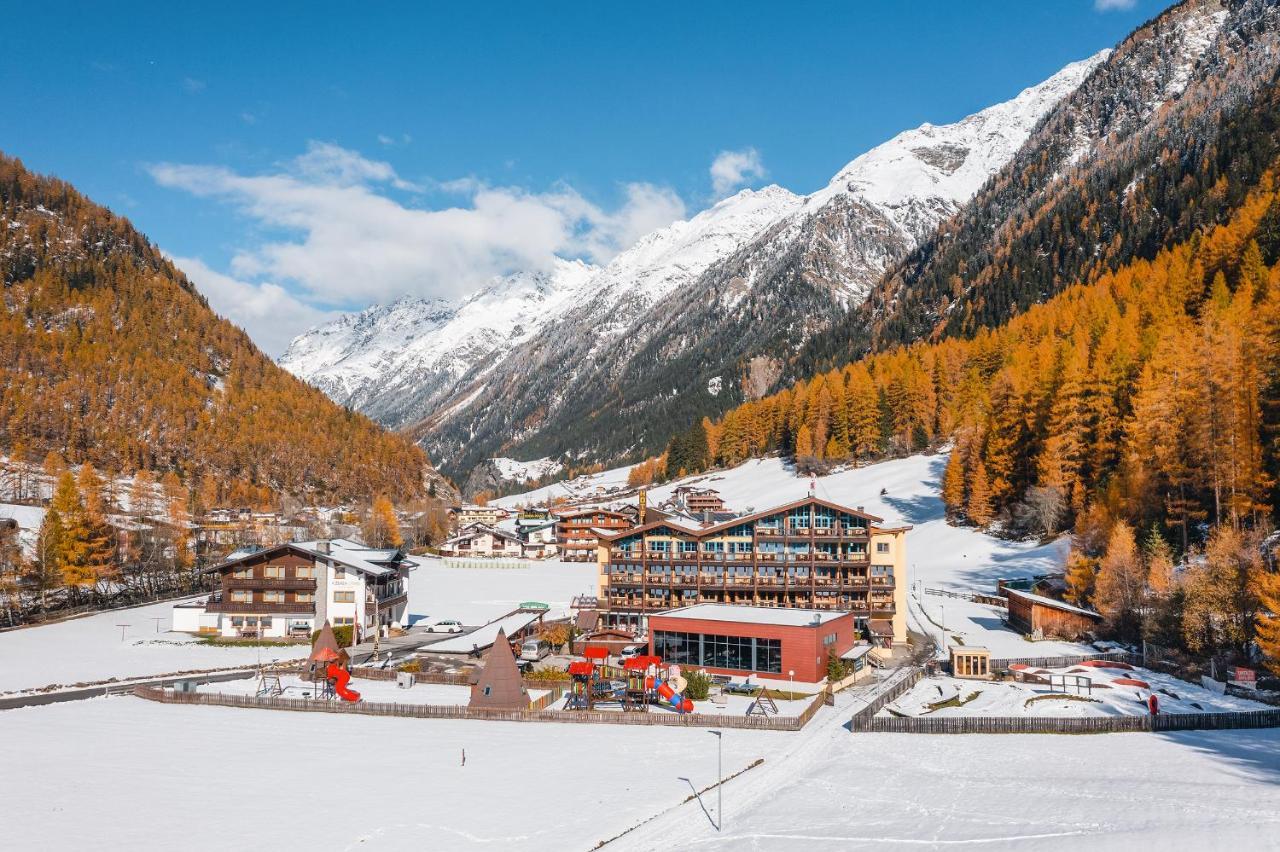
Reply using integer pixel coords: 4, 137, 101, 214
7, 452, 1280, 850
885, 666, 1271, 718
612, 689, 1280, 851
205, 674, 481, 706
0, 596, 311, 696
0, 695, 793, 850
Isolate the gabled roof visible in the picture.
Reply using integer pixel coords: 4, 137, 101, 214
202, 539, 408, 578
444, 522, 523, 545
600, 495, 887, 542
1006, 588, 1103, 620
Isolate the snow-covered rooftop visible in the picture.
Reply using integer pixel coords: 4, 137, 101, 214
653, 603, 847, 627
1006, 588, 1102, 620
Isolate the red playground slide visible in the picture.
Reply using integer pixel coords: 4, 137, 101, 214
326, 663, 362, 702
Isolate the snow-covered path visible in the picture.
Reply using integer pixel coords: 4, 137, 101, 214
614, 686, 1280, 851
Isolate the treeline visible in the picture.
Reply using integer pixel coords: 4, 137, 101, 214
0, 153, 443, 504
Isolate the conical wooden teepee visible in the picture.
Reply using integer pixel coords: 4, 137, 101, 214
469, 628, 529, 709
310, 620, 350, 669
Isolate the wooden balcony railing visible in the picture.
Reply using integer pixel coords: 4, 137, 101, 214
223, 577, 317, 591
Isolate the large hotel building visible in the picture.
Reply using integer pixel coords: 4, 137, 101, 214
595, 496, 909, 646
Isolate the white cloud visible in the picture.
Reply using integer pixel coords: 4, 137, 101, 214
149, 142, 686, 316
1094, 0, 1137, 10
182, 77, 206, 93
170, 256, 342, 357
710, 147, 766, 197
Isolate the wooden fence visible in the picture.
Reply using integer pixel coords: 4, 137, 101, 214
988, 651, 1140, 671
853, 709, 1280, 734
848, 667, 924, 729
134, 684, 828, 731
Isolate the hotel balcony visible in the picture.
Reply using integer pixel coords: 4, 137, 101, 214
222, 577, 317, 591
204, 597, 314, 615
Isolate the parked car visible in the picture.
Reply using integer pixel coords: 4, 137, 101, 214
520, 638, 552, 661
427, 619, 464, 633
619, 644, 643, 660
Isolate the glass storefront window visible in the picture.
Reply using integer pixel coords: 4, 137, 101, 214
653, 630, 782, 674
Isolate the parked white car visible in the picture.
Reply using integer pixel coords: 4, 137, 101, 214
427, 619, 464, 633
619, 644, 643, 660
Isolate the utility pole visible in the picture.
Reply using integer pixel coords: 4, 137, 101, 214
708, 730, 723, 832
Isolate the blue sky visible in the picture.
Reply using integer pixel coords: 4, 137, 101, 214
2, 0, 1163, 353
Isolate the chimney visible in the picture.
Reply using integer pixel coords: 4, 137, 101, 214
703, 509, 712, 525
317, 540, 331, 555
856, 506, 863, 513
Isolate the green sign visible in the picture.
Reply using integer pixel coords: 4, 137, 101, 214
519, 601, 550, 610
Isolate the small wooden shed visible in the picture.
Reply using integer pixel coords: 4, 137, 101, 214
1005, 589, 1102, 640
950, 646, 991, 680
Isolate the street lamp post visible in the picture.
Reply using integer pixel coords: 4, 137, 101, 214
708, 730, 722, 832
789, 669, 795, 695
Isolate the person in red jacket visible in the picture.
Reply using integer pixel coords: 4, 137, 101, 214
1148, 693, 1160, 715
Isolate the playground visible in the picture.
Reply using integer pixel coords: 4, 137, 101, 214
553, 646, 812, 718
882, 661, 1272, 719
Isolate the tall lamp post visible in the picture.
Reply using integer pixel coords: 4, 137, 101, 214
708, 730, 723, 832
789, 669, 795, 695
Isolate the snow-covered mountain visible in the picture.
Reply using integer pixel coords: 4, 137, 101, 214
279, 259, 597, 428
282, 184, 803, 434
283, 52, 1107, 487
401, 54, 1105, 485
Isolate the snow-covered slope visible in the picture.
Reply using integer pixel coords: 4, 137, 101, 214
413, 55, 1104, 481
278, 259, 597, 428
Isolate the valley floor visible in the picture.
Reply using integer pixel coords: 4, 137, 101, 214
4, 452, 1279, 850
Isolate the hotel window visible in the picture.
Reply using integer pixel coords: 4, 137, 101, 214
680, 541, 697, 553
230, 590, 252, 603
334, 591, 356, 604
334, 617, 354, 626
259, 617, 273, 629
232, 568, 253, 579
263, 565, 285, 579
295, 592, 315, 604
296, 565, 316, 579
263, 591, 284, 603
876, 542, 890, 554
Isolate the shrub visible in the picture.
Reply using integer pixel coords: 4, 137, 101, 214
526, 666, 571, 682
683, 669, 712, 700
397, 660, 422, 673
311, 625, 354, 647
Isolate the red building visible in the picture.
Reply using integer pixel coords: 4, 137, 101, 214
647, 603, 856, 683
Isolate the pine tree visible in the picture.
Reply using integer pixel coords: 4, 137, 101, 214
1143, 526, 1176, 598
1094, 521, 1145, 639
1255, 568, 1280, 675
77, 464, 117, 592
966, 459, 994, 528
363, 496, 403, 548
794, 425, 814, 460
49, 471, 93, 596
941, 445, 967, 520
1064, 550, 1097, 608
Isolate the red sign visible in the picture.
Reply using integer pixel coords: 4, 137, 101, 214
1232, 667, 1257, 683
